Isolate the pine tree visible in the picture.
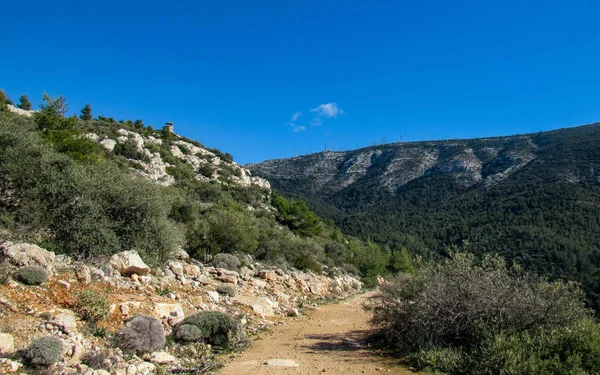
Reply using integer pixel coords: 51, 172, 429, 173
80, 104, 92, 120
0, 90, 12, 110
18, 94, 32, 110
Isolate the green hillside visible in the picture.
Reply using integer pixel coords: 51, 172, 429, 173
250, 123, 600, 309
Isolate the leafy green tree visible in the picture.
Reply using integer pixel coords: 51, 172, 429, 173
80, 104, 92, 120
17, 94, 32, 110
272, 192, 322, 236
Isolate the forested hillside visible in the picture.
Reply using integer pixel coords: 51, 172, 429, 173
249, 123, 600, 309
0, 91, 409, 286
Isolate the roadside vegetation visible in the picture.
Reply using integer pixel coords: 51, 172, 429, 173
368, 252, 600, 375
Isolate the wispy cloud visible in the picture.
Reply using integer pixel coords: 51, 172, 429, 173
310, 102, 344, 118
287, 102, 344, 133
290, 111, 302, 122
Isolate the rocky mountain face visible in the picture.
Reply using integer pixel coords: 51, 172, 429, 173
249, 134, 539, 198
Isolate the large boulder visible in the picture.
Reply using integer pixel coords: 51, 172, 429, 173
0, 242, 55, 275
109, 251, 150, 276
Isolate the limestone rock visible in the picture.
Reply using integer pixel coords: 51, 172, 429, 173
216, 274, 237, 284
110, 251, 150, 276
50, 311, 77, 333
233, 296, 276, 317
77, 265, 92, 285
6, 104, 33, 117
99, 138, 117, 151
0, 242, 56, 274
0, 333, 14, 355
258, 270, 277, 281
154, 303, 184, 326
148, 351, 177, 365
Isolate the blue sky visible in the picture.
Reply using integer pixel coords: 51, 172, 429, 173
2, 1, 600, 164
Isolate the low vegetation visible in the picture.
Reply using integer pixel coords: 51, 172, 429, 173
116, 315, 166, 354
173, 311, 249, 350
13, 266, 49, 285
22, 336, 64, 366
368, 252, 600, 375
74, 289, 111, 323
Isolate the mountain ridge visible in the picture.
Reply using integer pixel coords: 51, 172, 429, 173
249, 121, 600, 308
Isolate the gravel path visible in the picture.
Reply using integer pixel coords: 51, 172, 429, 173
218, 292, 414, 375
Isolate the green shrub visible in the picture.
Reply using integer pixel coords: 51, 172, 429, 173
13, 266, 49, 285
74, 290, 110, 323
23, 336, 63, 366
211, 253, 241, 271
0, 113, 183, 265
173, 311, 248, 350
216, 285, 236, 297
116, 315, 166, 354
367, 252, 600, 375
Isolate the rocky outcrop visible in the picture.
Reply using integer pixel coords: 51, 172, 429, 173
0, 241, 56, 274
6, 104, 34, 117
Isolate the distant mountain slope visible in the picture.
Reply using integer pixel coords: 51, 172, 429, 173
249, 123, 600, 308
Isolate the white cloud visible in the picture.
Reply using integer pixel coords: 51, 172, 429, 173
292, 125, 306, 132
310, 102, 344, 118
310, 117, 323, 126
290, 111, 302, 122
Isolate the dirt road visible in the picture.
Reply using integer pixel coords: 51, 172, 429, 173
218, 293, 413, 375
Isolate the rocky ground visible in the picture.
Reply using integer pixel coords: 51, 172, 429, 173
0, 242, 362, 374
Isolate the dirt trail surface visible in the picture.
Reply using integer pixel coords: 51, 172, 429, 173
219, 292, 413, 375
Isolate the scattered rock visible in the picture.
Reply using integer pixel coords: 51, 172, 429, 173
50, 311, 78, 333
233, 296, 276, 317
216, 274, 238, 284
286, 308, 300, 317
207, 291, 220, 304
110, 250, 150, 276
58, 280, 71, 289
258, 270, 277, 281
148, 351, 177, 364
77, 265, 92, 285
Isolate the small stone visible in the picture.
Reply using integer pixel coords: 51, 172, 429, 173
120, 304, 130, 316
130, 273, 139, 282
286, 308, 300, 317
50, 311, 77, 333
77, 265, 92, 285
148, 351, 177, 364
257, 270, 277, 281
58, 280, 71, 290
